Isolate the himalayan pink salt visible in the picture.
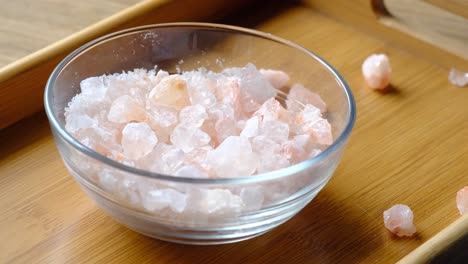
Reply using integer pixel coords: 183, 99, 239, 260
206, 136, 258, 178
259, 69, 290, 89
65, 114, 97, 133
383, 204, 417, 237
174, 165, 206, 178
148, 106, 178, 128
107, 95, 147, 123
456, 186, 468, 215
179, 105, 208, 127
296, 104, 333, 145
240, 116, 259, 138
252, 136, 281, 155
259, 120, 290, 142
189, 188, 244, 214
215, 118, 239, 143
240, 186, 264, 211
362, 54, 392, 90
121, 122, 158, 160
223, 63, 277, 104
253, 97, 285, 122
139, 143, 184, 173
257, 154, 290, 173
170, 124, 211, 153
148, 75, 190, 110
448, 68, 468, 87
80, 76, 108, 100
142, 188, 187, 213
286, 83, 327, 114
281, 140, 307, 164
184, 71, 217, 107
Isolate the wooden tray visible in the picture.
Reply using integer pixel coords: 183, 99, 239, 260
1, 0, 467, 263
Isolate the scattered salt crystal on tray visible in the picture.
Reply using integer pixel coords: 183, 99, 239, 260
448, 68, 468, 87
383, 204, 417, 237
362, 54, 392, 91
456, 186, 468, 215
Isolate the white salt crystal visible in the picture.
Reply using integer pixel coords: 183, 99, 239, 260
259, 120, 290, 142
259, 69, 290, 89
286, 83, 327, 114
206, 136, 258, 178
190, 188, 244, 214
240, 186, 264, 211
65, 114, 97, 133
184, 71, 218, 107
80, 76, 108, 100
143, 188, 187, 213
383, 204, 417, 237
179, 104, 208, 127
174, 165, 206, 178
170, 124, 211, 153
107, 95, 147, 123
257, 154, 290, 173
240, 116, 259, 138
121, 122, 158, 160
448, 68, 468, 87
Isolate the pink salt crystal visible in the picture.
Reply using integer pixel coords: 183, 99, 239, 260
252, 136, 281, 155
80, 76, 108, 100
383, 204, 417, 237
240, 116, 259, 138
107, 95, 147, 123
253, 98, 285, 122
215, 118, 239, 143
309, 149, 322, 158
185, 146, 213, 173
65, 114, 97, 133
223, 63, 277, 104
179, 105, 208, 127
286, 83, 327, 114
142, 188, 187, 213
296, 104, 333, 145
148, 105, 178, 128
362, 54, 392, 90
240, 186, 264, 211
216, 76, 241, 106
184, 71, 218, 107
448, 68, 468, 87
206, 136, 258, 178
257, 154, 290, 173
121, 122, 158, 160
259, 120, 290, 142
259, 69, 290, 89
170, 124, 211, 153
281, 140, 307, 164
138, 143, 184, 173
174, 165, 206, 178
148, 75, 190, 110
456, 186, 468, 215
190, 188, 244, 214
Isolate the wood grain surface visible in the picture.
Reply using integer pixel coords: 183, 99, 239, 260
1, 1, 468, 263
0, 0, 141, 68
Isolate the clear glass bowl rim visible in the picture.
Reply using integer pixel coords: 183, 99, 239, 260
44, 22, 356, 185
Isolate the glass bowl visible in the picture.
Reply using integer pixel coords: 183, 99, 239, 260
44, 22, 356, 245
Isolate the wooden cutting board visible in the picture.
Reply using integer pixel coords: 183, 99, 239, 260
1, 0, 467, 263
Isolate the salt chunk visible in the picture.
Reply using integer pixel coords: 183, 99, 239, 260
148, 105, 178, 128
148, 75, 190, 110
286, 83, 327, 114
139, 143, 184, 173
362, 54, 392, 90
206, 136, 258, 178
383, 204, 417, 237
108, 95, 147, 123
240, 186, 264, 211
259, 120, 289, 142
98, 169, 119, 192
259, 69, 290, 89
174, 165, 206, 178
223, 63, 277, 104
296, 104, 332, 145
170, 124, 211, 153
257, 154, 290, 173
240, 116, 259, 138
448, 68, 468, 87
281, 140, 307, 164
80, 76, 108, 100
121, 122, 158, 160
65, 114, 97, 133
215, 118, 239, 143
253, 98, 285, 122
190, 188, 244, 214
456, 186, 468, 215
179, 105, 207, 127
184, 71, 218, 107
252, 136, 281, 155
216, 76, 241, 107
142, 188, 187, 213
